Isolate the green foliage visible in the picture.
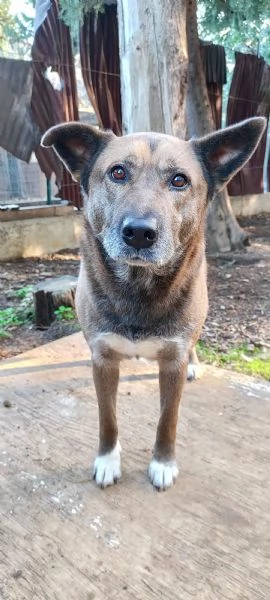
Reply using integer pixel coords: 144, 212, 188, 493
12, 285, 33, 300
0, 0, 34, 58
0, 308, 24, 337
0, 0, 14, 52
0, 0, 13, 30
0, 289, 76, 339
59, 0, 104, 39
198, 0, 270, 62
197, 341, 270, 381
0, 286, 34, 338
54, 305, 76, 321
7, 13, 34, 57
200, 0, 268, 32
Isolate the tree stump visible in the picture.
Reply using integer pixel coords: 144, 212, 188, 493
33, 276, 77, 329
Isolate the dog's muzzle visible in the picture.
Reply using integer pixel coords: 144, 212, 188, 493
121, 217, 158, 250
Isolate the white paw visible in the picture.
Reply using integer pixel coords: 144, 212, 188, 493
187, 362, 200, 381
93, 441, 122, 488
148, 458, 179, 490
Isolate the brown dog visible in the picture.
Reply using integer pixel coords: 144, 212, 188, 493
42, 117, 265, 490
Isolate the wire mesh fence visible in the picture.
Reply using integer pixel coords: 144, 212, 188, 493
0, 149, 48, 205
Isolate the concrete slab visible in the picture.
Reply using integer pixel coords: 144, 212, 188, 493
0, 333, 269, 600
231, 193, 270, 217
0, 213, 81, 261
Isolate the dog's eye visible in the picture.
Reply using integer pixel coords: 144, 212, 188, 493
110, 165, 126, 181
171, 174, 189, 189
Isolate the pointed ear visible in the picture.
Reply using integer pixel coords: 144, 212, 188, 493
41, 122, 114, 182
191, 117, 266, 195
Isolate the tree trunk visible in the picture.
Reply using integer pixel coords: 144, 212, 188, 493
117, 0, 188, 137
117, 0, 248, 252
184, 0, 248, 252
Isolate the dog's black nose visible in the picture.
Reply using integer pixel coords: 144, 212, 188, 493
122, 217, 158, 250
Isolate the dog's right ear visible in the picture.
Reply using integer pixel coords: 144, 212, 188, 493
41, 122, 114, 182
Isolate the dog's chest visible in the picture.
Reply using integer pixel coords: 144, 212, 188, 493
94, 332, 166, 360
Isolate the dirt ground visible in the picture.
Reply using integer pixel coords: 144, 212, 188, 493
0, 214, 269, 360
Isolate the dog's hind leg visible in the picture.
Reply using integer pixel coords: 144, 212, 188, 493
187, 345, 200, 381
148, 356, 187, 490
92, 357, 121, 488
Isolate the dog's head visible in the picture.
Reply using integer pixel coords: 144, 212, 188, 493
42, 118, 265, 267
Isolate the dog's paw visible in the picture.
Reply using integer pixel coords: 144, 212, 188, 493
93, 441, 122, 488
148, 458, 179, 491
187, 362, 201, 381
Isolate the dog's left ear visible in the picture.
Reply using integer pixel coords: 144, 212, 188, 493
191, 117, 266, 195
41, 122, 114, 182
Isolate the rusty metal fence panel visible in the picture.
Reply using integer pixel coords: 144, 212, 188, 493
80, 3, 122, 135
227, 52, 270, 196
31, 0, 81, 207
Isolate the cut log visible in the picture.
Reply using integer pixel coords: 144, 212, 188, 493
33, 275, 77, 329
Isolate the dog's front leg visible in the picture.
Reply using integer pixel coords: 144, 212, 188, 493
149, 355, 187, 491
92, 354, 121, 488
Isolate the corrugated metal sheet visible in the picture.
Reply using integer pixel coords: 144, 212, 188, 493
0, 58, 40, 162
200, 42, 227, 130
206, 82, 223, 129
227, 52, 270, 195
200, 42, 227, 85
79, 19, 225, 136
31, 0, 81, 207
80, 3, 122, 135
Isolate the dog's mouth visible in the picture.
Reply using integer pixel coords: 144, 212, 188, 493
101, 231, 174, 268
115, 247, 161, 267
124, 256, 150, 267
114, 253, 153, 267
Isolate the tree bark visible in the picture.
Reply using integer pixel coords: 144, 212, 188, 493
185, 0, 248, 253
117, 0, 248, 252
117, 0, 189, 137
185, 0, 214, 137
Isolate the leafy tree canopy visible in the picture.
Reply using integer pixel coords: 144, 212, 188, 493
58, 0, 270, 63
0, 0, 34, 58
59, 0, 105, 38
198, 0, 270, 62
0, 0, 14, 52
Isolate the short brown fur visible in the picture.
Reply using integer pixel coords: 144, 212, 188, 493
42, 117, 266, 490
